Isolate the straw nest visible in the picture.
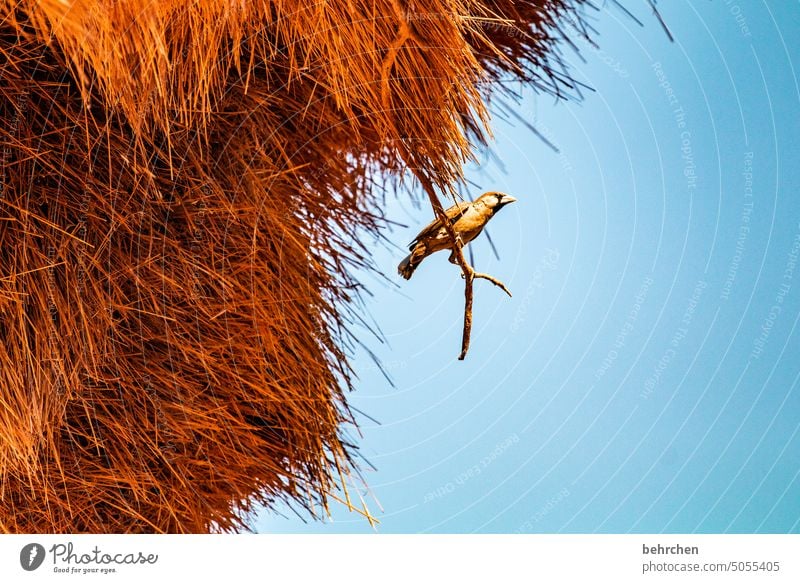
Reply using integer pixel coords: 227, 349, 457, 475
0, 0, 590, 532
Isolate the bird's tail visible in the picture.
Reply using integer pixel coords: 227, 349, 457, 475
398, 245, 426, 280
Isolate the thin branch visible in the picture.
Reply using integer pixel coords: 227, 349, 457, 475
472, 270, 512, 298
411, 172, 511, 360
460, 267, 476, 361
483, 228, 501, 261
648, 0, 674, 42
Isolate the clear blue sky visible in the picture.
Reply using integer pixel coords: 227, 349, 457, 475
257, 1, 800, 533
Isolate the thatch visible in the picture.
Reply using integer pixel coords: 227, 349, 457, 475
0, 0, 590, 532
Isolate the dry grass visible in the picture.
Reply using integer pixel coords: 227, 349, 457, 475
0, 0, 591, 532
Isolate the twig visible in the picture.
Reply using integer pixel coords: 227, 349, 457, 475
412, 172, 512, 360
470, 270, 512, 298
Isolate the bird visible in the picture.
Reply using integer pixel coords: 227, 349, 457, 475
398, 191, 517, 279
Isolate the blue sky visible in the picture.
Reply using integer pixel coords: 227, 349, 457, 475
257, 1, 800, 533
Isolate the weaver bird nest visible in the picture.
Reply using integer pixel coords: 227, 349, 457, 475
0, 0, 611, 532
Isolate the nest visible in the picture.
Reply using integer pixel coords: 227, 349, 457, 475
0, 0, 590, 532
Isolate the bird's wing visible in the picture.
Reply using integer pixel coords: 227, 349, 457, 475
408, 201, 472, 250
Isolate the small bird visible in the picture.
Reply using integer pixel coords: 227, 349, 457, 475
398, 191, 517, 279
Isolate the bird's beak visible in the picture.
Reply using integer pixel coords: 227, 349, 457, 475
501, 194, 517, 205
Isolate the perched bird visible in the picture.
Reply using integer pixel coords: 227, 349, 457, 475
398, 191, 517, 279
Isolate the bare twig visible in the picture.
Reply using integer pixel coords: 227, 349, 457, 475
412, 172, 512, 360
471, 270, 513, 297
